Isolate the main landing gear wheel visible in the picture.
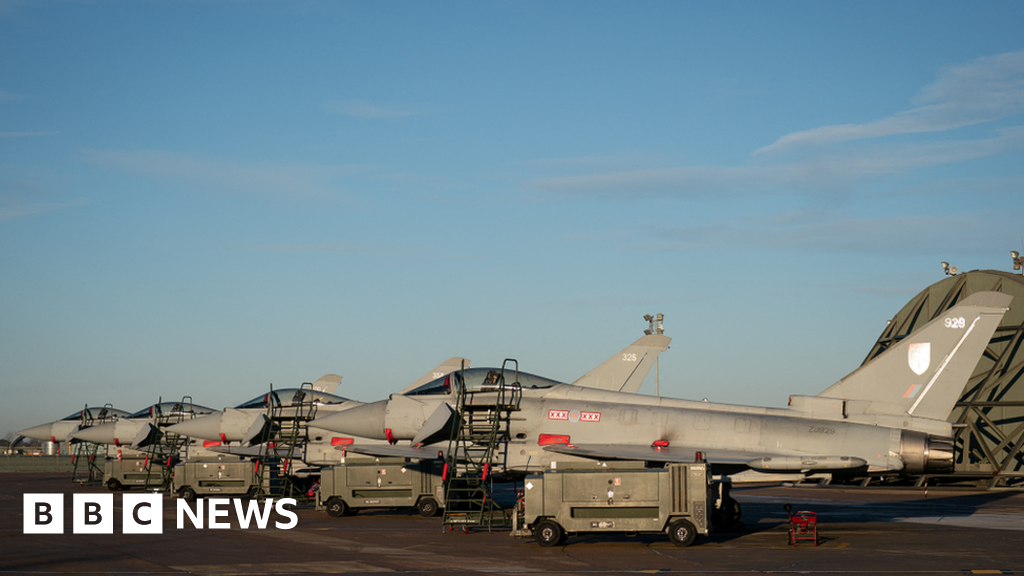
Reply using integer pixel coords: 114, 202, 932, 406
325, 497, 348, 518
714, 497, 742, 530
533, 520, 565, 547
668, 518, 698, 547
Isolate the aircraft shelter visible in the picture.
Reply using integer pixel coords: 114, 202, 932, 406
862, 269, 1024, 488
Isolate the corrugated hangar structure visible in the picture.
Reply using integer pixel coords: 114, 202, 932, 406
862, 268, 1024, 488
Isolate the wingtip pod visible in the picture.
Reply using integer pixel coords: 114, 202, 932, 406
817, 291, 1013, 423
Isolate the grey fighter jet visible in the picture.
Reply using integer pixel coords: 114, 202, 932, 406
166, 362, 469, 446
166, 363, 473, 468
166, 374, 353, 446
312, 292, 1011, 484
312, 331, 672, 446
17, 406, 131, 444
260, 333, 666, 469
70, 401, 215, 450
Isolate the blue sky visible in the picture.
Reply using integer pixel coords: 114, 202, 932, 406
2, 1, 1022, 436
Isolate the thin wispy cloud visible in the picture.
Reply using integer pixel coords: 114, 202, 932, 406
236, 242, 409, 255
520, 153, 669, 171
321, 99, 423, 119
232, 241, 479, 263
0, 199, 85, 221
616, 210, 1011, 255
0, 131, 56, 138
756, 50, 1024, 155
84, 149, 360, 198
526, 51, 1024, 200
885, 174, 1024, 197
527, 127, 1024, 197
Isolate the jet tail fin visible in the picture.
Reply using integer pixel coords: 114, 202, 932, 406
398, 358, 470, 394
310, 374, 342, 395
572, 334, 671, 393
817, 291, 1012, 421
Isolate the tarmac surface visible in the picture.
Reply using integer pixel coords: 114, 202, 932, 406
2, 472, 1023, 575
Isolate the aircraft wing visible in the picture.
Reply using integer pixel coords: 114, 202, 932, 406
207, 444, 300, 457
342, 443, 448, 460
543, 443, 760, 465
207, 445, 265, 457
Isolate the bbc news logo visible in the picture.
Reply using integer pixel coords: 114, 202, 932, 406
24, 494, 297, 534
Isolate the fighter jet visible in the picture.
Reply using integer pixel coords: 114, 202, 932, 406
166, 374, 353, 446
17, 406, 131, 444
312, 292, 1011, 485
166, 364, 472, 469
166, 362, 471, 447
69, 401, 215, 450
312, 331, 671, 445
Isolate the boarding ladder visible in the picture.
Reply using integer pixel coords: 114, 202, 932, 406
70, 404, 118, 483
252, 384, 315, 501
441, 359, 522, 531
140, 397, 199, 491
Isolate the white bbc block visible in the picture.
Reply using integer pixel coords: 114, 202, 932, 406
23, 494, 64, 534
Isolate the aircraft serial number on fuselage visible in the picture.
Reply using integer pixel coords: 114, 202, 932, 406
808, 426, 836, 434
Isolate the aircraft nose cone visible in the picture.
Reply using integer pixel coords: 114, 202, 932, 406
311, 400, 387, 440
17, 423, 54, 442
167, 413, 224, 441
70, 422, 117, 445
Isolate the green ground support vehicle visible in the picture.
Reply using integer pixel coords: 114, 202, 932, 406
172, 456, 261, 501
515, 461, 712, 547
103, 457, 167, 491
317, 457, 445, 517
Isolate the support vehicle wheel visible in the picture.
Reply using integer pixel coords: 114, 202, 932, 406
180, 487, 197, 503
105, 479, 122, 492
533, 520, 565, 547
417, 497, 440, 517
325, 497, 348, 518
668, 518, 697, 547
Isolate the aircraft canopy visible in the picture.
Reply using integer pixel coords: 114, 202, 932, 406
405, 367, 560, 396
235, 388, 351, 409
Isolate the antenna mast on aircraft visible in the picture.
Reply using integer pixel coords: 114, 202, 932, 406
644, 314, 665, 395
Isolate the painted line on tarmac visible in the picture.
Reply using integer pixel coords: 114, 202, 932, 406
0, 565, 1011, 569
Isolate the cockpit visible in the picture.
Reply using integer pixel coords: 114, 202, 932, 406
61, 407, 131, 422
127, 402, 215, 419
234, 388, 352, 409
404, 367, 560, 396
